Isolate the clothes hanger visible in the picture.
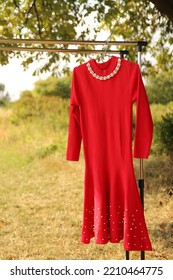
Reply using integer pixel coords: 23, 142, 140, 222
99, 33, 113, 62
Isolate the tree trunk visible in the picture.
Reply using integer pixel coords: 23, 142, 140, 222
150, 0, 173, 22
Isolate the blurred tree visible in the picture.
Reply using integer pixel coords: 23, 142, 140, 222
33, 77, 59, 97
0, 83, 5, 98
100, 0, 173, 76
32, 74, 71, 98
149, 0, 173, 22
0, 0, 172, 76
146, 76, 173, 104
155, 112, 173, 157
0, 83, 10, 106
20, 90, 33, 98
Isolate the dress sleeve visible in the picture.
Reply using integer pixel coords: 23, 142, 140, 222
132, 65, 153, 158
66, 68, 82, 161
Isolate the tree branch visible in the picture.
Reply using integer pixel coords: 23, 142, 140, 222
24, 0, 35, 25
23, 0, 43, 38
13, 0, 19, 9
33, 0, 43, 38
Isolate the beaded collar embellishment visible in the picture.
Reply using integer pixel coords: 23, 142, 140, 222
86, 57, 121, 80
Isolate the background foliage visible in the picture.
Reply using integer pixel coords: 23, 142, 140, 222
32, 74, 71, 98
146, 76, 173, 104
0, 0, 172, 260
155, 112, 173, 157
0, 0, 172, 76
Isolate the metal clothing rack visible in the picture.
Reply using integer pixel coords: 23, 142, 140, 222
0, 38, 147, 260
0, 38, 130, 56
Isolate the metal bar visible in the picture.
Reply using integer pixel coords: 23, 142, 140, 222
0, 46, 128, 54
141, 251, 145, 260
125, 41, 148, 261
139, 179, 144, 207
137, 42, 145, 261
120, 50, 129, 58
0, 38, 148, 46
126, 251, 130, 260
138, 43, 144, 181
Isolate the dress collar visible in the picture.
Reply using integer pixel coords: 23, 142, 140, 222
87, 56, 121, 80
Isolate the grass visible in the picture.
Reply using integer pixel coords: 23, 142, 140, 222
0, 99, 172, 260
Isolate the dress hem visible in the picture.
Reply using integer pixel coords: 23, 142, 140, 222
81, 237, 152, 251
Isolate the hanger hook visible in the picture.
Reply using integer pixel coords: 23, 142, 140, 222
103, 33, 112, 57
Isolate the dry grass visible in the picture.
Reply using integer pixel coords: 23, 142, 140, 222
0, 103, 172, 260
0, 154, 172, 260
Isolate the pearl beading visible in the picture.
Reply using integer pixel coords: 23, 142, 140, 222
81, 205, 150, 249
86, 58, 121, 80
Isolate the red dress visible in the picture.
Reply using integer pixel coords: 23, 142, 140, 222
66, 56, 153, 251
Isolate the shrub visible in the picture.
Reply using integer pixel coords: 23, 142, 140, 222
146, 76, 173, 104
35, 143, 58, 159
155, 112, 173, 157
32, 74, 71, 99
10, 93, 69, 131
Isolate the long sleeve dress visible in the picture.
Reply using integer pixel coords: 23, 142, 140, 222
66, 56, 153, 251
